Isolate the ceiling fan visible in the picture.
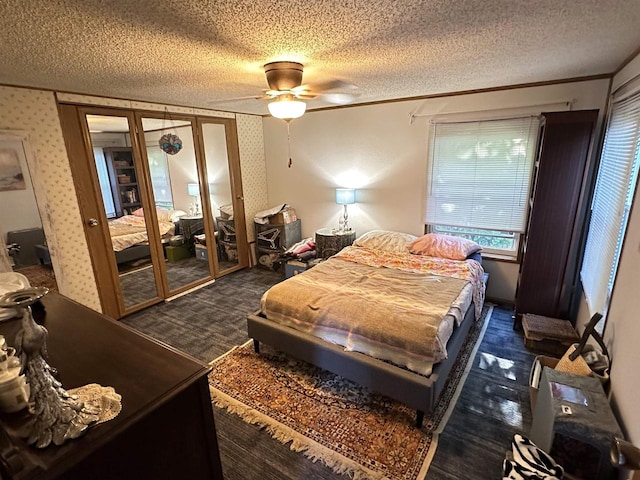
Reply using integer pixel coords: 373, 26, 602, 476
213, 61, 360, 120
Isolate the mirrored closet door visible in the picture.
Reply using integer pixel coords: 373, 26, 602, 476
137, 114, 213, 293
82, 111, 163, 312
59, 104, 248, 319
0, 130, 57, 291
197, 118, 249, 276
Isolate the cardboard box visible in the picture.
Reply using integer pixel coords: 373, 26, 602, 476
269, 207, 297, 225
529, 355, 559, 411
195, 244, 207, 261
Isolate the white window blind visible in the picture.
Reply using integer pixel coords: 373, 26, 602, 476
425, 116, 540, 232
92, 147, 116, 218
146, 146, 174, 209
581, 90, 640, 316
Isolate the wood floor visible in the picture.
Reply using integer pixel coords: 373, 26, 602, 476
123, 267, 537, 479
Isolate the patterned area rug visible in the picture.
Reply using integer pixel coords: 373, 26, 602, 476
209, 305, 493, 480
15, 265, 58, 292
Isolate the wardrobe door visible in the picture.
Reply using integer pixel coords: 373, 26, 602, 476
137, 115, 214, 294
198, 118, 249, 276
60, 106, 165, 318
515, 110, 598, 321
61, 105, 249, 317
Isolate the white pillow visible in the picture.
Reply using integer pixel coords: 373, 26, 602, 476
169, 209, 188, 222
353, 230, 417, 254
154, 208, 187, 222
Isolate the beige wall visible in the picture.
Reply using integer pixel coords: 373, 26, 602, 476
263, 79, 610, 302
236, 114, 270, 243
0, 87, 101, 310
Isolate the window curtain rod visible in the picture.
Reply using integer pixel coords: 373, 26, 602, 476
409, 100, 573, 124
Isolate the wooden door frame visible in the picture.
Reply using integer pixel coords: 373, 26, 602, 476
196, 116, 249, 276
59, 104, 165, 318
59, 103, 248, 316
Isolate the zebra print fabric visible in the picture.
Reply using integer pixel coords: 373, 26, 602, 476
503, 434, 564, 479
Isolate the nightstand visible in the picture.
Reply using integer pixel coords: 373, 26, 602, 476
179, 216, 204, 252
315, 228, 356, 259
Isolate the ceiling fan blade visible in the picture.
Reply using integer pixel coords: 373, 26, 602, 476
206, 94, 267, 105
299, 78, 360, 104
317, 91, 361, 105
206, 63, 359, 108
294, 93, 318, 100
306, 79, 358, 93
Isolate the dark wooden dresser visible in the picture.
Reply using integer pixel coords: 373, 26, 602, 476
0, 293, 223, 480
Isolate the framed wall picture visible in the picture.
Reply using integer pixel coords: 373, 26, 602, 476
0, 132, 29, 192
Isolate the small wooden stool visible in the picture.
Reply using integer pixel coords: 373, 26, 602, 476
522, 314, 579, 356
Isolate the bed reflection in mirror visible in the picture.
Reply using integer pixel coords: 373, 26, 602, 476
141, 117, 211, 292
86, 114, 159, 309
201, 122, 238, 273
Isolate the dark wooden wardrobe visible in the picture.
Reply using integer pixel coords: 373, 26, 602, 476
515, 110, 599, 325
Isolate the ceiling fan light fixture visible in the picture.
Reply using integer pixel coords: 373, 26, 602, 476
268, 96, 306, 120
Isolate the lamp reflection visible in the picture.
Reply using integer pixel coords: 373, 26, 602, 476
469, 384, 523, 428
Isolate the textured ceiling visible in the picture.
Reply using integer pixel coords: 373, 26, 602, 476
1, 0, 639, 115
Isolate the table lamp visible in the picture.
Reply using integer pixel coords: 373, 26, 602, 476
335, 188, 356, 232
187, 183, 201, 216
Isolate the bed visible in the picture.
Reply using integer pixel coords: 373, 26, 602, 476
247, 231, 485, 426
108, 212, 177, 265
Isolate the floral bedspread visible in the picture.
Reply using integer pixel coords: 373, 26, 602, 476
335, 246, 485, 319
108, 215, 174, 252
261, 245, 486, 374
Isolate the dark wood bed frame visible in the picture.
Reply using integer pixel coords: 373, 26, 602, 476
247, 303, 476, 427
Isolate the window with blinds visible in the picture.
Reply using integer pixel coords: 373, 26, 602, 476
581, 89, 640, 318
146, 145, 174, 210
92, 147, 116, 218
425, 116, 540, 257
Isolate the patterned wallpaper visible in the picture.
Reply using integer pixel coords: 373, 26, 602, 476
236, 114, 269, 246
0, 86, 101, 310
0, 88, 268, 310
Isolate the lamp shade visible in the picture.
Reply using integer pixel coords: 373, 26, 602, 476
187, 183, 200, 196
335, 188, 356, 205
268, 96, 306, 120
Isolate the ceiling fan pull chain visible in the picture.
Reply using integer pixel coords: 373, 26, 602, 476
287, 121, 292, 168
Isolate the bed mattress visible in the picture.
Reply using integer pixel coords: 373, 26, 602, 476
108, 215, 175, 251
261, 246, 484, 375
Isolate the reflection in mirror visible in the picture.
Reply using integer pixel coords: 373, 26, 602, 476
201, 123, 238, 273
0, 131, 57, 291
85, 115, 158, 309
141, 117, 211, 292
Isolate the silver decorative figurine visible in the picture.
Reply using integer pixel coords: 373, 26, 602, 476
0, 287, 100, 448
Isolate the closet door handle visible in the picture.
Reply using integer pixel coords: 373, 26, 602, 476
236, 196, 244, 201
87, 218, 99, 227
